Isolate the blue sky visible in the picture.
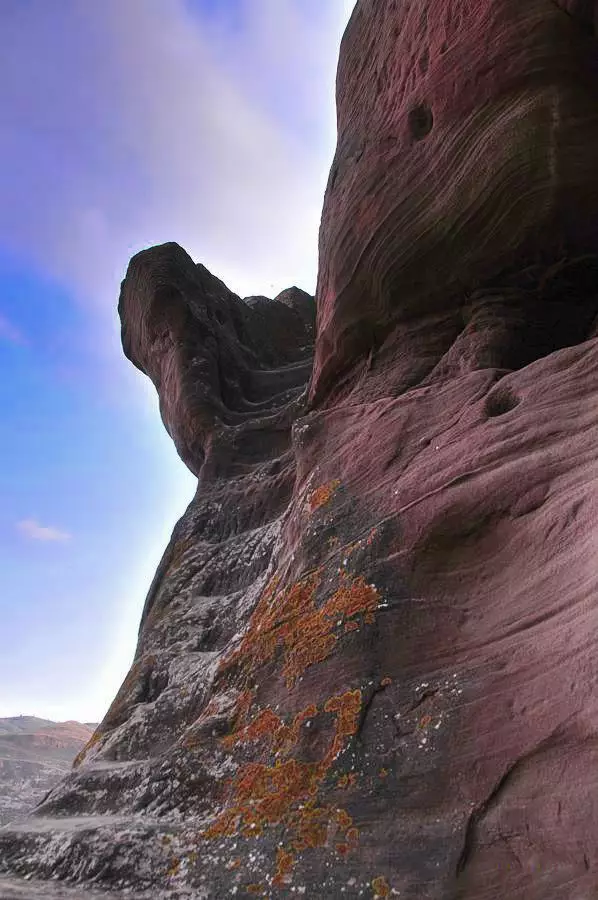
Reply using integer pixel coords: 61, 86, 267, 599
0, 0, 353, 722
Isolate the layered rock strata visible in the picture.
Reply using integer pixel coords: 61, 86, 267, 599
3, 1, 598, 898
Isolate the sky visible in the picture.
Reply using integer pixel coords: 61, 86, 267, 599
0, 0, 354, 722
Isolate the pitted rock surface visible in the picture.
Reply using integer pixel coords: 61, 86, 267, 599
3, 1, 598, 898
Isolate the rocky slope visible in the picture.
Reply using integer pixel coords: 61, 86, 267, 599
0, 718, 96, 827
2, 0, 598, 897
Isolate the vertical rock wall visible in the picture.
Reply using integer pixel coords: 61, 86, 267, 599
2, 2, 598, 898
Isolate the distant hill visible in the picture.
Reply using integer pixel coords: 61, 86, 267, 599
0, 716, 97, 826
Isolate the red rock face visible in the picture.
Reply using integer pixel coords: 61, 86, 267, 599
314, 0, 598, 398
2, 2, 598, 899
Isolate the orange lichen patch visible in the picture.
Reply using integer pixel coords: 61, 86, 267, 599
346, 827, 359, 847
291, 804, 332, 850
226, 858, 241, 870
344, 620, 360, 634
379, 768, 389, 779
340, 773, 357, 788
203, 757, 319, 841
344, 541, 361, 557
166, 858, 180, 878
218, 573, 319, 686
219, 570, 380, 689
203, 809, 239, 839
280, 578, 378, 687
281, 589, 338, 688
418, 715, 432, 729
372, 875, 391, 897
273, 849, 295, 887
334, 808, 353, 832
246, 884, 265, 895
238, 758, 319, 825
326, 578, 379, 622
307, 479, 341, 513
221, 707, 282, 750
231, 690, 256, 730
73, 729, 102, 768
222, 703, 318, 755
366, 527, 378, 546
203, 690, 363, 867
336, 822, 360, 857
324, 690, 362, 739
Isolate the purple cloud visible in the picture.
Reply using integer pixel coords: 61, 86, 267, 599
17, 519, 72, 543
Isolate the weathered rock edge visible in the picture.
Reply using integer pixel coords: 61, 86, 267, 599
3, 1, 598, 898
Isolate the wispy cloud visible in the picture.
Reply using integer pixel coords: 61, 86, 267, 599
0, 312, 24, 344
17, 519, 71, 543
0, 0, 353, 310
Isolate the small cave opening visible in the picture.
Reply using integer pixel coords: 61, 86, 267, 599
408, 102, 434, 140
485, 386, 520, 418
139, 667, 170, 705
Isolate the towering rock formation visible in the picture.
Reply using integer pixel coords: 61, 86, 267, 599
3, 1, 598, 897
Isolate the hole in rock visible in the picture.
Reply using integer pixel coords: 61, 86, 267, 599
139, 667, 169, 704
485, 386, 519, 418
409, 103, 433, 140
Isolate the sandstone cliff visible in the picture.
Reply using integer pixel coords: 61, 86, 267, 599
2, 1, 598, 897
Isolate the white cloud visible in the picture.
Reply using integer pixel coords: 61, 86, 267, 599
17, 519, 71, 543
0, 0, 354, 314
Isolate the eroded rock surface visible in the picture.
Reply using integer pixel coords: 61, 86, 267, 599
3, 1, 598, 897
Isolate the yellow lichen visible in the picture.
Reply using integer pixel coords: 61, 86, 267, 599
73, 728, 102, 768
166, 858, 180, 878
273, 848, 295, 886
372, 875, 391, 897
203, 690, 363, 861
307, 479, 341, 512
210, 559, 382, 883
337, 772, 357, 789
219, 572, 379, 688
366, 527, 378, 546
